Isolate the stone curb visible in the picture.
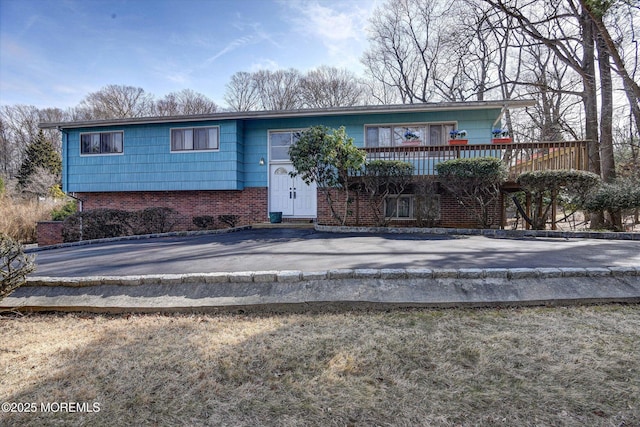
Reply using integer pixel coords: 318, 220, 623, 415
25, 267, 640, 288
315, 225, 640, 241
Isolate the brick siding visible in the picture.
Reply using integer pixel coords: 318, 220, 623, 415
37, 221, 65, 246
75, 188, 268, 230
52, 184, 501, 245
316, 188, 501, 228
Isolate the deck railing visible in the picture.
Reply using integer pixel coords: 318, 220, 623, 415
362, 140, 589, 180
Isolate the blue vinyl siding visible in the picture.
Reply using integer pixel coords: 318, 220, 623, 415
64, 121, 243, 193
62, 108, 501, 193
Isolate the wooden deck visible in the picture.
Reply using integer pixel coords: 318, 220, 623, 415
363, 140, 589, 180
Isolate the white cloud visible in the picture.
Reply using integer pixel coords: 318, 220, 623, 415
248, 59, 280, 72
283, 0, 372, 41
281, 0, 376, 66
206, 35, 256, 64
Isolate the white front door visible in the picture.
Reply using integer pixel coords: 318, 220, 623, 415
269, 164, 317, 217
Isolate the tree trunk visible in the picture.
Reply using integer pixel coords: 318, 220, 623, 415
597, 28, 622, 230
581, 10, 604, 229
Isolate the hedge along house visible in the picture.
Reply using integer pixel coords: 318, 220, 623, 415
40, 99, 583, 231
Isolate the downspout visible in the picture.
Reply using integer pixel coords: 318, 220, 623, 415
66, 192, 84, 241
59, 127, 85, 240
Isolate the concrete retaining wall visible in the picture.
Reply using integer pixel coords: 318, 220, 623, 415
3, 267, 638, 314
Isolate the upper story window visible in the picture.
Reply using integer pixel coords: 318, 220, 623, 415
365, 123, 455, 147
269, 130, 301, 161
171, 126, 219, 151
80, 131, 123, 155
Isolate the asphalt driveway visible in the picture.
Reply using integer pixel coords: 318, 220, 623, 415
32, 228, 640, 277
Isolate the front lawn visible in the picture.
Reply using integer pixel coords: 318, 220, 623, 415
1, 305, 638, 426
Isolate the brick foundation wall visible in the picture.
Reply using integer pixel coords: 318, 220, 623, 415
316, 188, 501, 228
37, 221, 65, 246
75, 188, 268, 230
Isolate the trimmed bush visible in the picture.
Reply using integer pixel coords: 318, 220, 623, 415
134, 207, 180, 235
1, 234, 35, 300
193, 215, 215, 229
62, 207, 182, 242
436, 157, 507, 228
517, 170, 601, 195
585, 179, 640, 230
218, 215, 240, 228
63, 209, 133, 242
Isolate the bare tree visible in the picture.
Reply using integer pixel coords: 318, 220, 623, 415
0, 105, 41, 178
483, 0, 603, 176
521, 45, 583, 142
0, 118, 12, 178
580, 0, 640, 135
362, 0, 445, 104
21, 166, 59, 198
76, 84, 155, 119
299, 66, 365, 108
431, 0, 501, 102
361, 0, 523, 106
361, 76, 402, 105
254, 69, 303, 110
155, 89, 218, 116
0, 105, 67, 179
224, 72, 261, 112
223, 69, 303, 111
37, 107, 66, 152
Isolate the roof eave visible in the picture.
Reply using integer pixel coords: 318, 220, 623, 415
39, 100, 536, 130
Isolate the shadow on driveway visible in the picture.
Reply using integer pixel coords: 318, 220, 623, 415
32, 228, 640, 277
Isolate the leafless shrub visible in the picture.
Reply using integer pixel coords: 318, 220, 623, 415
1, 234, 35, 300
218, 215, 239, 228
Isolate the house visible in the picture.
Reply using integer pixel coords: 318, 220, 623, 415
42, 100, 588, 234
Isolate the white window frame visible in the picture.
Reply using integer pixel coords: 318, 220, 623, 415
364, 123, 457, 147
385, 195, 414, 219
79, 131, 124, 156
170, 126, 220, 152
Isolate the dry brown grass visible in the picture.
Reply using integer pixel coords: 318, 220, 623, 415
1, 305, 639, 426
0, 196, 63, 243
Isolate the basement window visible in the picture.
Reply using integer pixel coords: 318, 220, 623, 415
384, 194, 441, 220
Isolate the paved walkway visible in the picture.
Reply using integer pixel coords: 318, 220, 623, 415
2, 228, 639, 313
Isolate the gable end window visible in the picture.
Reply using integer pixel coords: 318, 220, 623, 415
80, 131, 123, 155
171, 127, 219, 151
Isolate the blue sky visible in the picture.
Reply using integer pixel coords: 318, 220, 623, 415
0, 0, 378, 109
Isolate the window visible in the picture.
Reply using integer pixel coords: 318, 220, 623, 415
80, 131, 123, 155
385, 195, 413, 219
365, 123, 455, 147
269, 130, 301, 161
384, 195, 441, 220
171, 127, 219, 151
